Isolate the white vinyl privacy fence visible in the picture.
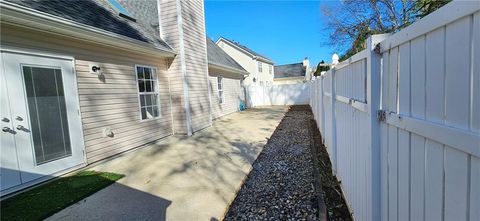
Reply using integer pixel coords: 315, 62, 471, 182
310, 2, 480, 221
246, 83, 309, 107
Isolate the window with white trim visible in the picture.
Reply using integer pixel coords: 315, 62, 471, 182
258, 61, 262, 72
269, 65, 273, 74
218, 76, 224, 104
136, 65, 161, 120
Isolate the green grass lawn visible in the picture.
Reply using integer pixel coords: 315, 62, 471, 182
1, 170, 124, 221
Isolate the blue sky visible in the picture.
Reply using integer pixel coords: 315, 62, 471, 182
205, 0, 338, 66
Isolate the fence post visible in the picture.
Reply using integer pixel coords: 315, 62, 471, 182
367, 34, 390, 221
309, 81, 315, 109
312, 81, 316, 115
330, 67, 337, 174
314, 81, 317, 116
320, 75, 325, 141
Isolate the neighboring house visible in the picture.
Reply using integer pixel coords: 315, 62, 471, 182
0, 0, 233, 195
206, 38, 249, 119
274, 58, 310, 85
216, 37, 275, 86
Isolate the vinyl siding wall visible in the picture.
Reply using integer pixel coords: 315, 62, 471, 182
1, 24, 173, 163
256, 61, 274, 85
217, 41, 256, 85
159, 0, 189, 134
217, 40, 273, 86
160, 0, 211, 134
208, 73, 244, 119
273, 77, 305, 85
180, 0, 211, 132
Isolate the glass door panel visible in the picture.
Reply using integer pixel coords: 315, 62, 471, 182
22, 66, 72, 165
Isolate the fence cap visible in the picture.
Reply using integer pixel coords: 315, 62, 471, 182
332, 53, 339, 65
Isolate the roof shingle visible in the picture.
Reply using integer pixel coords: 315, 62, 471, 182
6, 0, 172, 52
207, 38, 247, 74
219, 37, 273, 64
274, 63, 306, 79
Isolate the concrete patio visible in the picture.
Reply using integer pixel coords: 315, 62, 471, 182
46, 107, 289, 221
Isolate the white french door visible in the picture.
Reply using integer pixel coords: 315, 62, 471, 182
1, 51, 85, 192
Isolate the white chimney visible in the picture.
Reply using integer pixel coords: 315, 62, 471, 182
303, 57, 311, 81
302, 57, 310, 69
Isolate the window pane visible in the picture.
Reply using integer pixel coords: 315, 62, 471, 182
144, 68, 151, 80
146, 106, 154, 119
23, 66, 72, 165
138, 80, 145, 92
145, 94, 152, 106
140, 94, 146, 106
141, 107, 147, 120
152, 94, 158, 107
153, 105, 159, 117
217, 77, 222, 90
151, 80, 156, 92
145, 80, 152, 92
137, 66, 144, 79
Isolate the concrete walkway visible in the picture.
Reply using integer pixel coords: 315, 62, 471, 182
47, 107, 288, 221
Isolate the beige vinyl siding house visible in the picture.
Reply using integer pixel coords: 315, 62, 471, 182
207, 38, 249, 119
216, 37, 274, 86
0, 0, 211, 195
209, 76, 244, 119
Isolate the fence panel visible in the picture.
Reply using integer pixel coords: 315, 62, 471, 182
379, 5, 480, 220
246, 83, 310, 107
336, 56, 372, 221
310, 2, 480, 221
311, 46, 379, 221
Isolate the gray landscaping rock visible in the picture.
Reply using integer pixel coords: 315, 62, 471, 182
224, 106, 319, 221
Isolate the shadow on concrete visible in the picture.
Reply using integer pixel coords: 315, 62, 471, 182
1, 169, 171, 221
46, 182, 171, 221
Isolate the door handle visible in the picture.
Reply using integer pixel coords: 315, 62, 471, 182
2, 127, 16, 134
16, 125, 29, 132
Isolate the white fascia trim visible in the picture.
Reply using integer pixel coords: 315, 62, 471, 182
208, 62, 249, 77
216, 37, 274, 64
255, 56, 275, 65
0, 1, 176, 58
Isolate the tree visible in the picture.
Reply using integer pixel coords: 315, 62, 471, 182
322, 0, 450, 61
314, 60, 330, 77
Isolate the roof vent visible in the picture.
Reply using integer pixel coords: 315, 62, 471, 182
119, 13, 136, 22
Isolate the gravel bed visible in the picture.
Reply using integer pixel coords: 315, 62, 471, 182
224, 105, 320, 220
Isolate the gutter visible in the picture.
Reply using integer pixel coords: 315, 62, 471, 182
0, 1, 176, 58
208, 62, 250, 77
253, 55, 274, 65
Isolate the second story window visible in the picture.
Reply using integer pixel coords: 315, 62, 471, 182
269, 65, 272, 74
258, 61, 262, 73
